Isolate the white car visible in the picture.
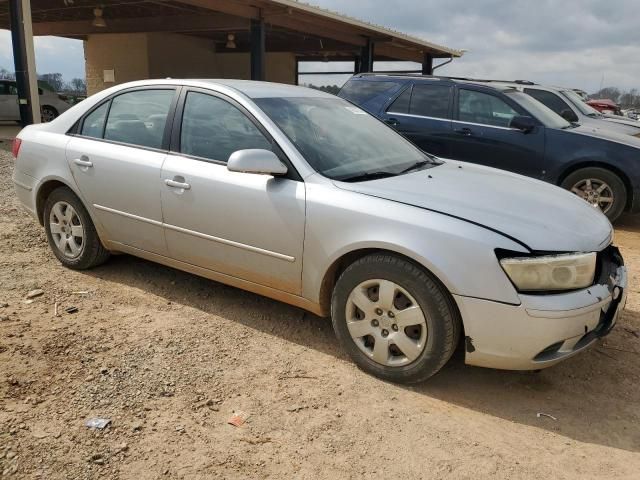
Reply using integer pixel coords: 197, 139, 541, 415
11, 79, 628, 383
0, 80, 72, 122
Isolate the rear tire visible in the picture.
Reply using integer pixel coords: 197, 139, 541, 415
331, 253, 460, 384
561, 167, 626, 222
43, 187, 110, 270
41, 105, 58, 123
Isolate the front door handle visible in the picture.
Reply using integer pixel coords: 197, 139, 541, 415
165, 178, 191, 190
385, 118, 400, 127
454, 127, 473, 136
73, 158, 93, 168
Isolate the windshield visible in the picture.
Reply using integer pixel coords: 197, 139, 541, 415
255, 96, 438, 181
505, 90, 572, 129
561, 89, 602, 116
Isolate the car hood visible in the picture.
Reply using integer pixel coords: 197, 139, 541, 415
580, 116, 640, 136
334, 161, 612, 252
570, 123, 640, 147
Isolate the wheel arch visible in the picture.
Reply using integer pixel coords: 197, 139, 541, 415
558, 161, 633, 210
317, 247, 460, 322
35, 177, 85, 225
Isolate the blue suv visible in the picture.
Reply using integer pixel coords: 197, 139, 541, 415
339, 74, 640, 222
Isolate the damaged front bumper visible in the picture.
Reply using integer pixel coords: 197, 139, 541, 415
454, 246, 627, 371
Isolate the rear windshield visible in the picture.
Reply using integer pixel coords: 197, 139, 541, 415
339, 79, 399, 104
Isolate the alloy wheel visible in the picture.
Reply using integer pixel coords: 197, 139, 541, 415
571, 178, 614, 214
49, 201, 84, 259
345, 279, 428, 367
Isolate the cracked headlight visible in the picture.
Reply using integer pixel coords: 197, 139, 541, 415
500, 252, 597, 292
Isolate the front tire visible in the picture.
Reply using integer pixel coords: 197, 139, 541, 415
331, 254, 460, 384
561, 167, 626, 222
43, 187, 110, 270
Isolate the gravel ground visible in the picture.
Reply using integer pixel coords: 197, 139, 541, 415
1, 145, 639, 479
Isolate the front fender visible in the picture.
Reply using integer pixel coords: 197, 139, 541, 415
302, 183, 527, 306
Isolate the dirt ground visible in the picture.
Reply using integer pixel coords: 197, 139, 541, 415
1, 145, 639, 480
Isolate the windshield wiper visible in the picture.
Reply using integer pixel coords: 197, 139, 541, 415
399, 160, 435, 174
338, 171, 398, 183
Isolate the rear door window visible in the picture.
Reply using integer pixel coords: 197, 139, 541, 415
80, 101, 110, 138
340, 80, 398, 104
103, 89, 174, 149
409, 84, 452, 119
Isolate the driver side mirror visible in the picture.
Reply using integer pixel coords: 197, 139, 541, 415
227, 149, 288, 176
510, 115, 536, 133
560, 109, 578, 123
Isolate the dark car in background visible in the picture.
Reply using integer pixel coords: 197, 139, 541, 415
339, 74, 640, 221
462, 80, 640, 136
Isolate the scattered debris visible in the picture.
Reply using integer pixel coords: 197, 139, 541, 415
26, 289, 44, 299
54, 302, 59, 317
72, 291, 90, 295
227, 411, 250, 427
88, 453, 106, 465
65, 306, 79, 314
240, 437, 272, 445
278, 374, 318, 380
286, 405, 306, 413
0, 315, 9, 322
536, 412, 558, 421
85, 418, 112, 430
0, 302, 8, 308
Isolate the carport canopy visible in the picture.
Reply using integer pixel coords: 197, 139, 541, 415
1, 0, 464, 124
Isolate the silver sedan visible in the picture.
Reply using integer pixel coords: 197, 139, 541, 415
12, 79, 627, 383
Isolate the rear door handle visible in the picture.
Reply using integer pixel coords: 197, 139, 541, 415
165, 179, 191, 190
73, 158, 93, 168
454, 127, 473, 136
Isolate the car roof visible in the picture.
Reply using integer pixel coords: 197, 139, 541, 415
350, 73, 518, 92
105, 78, 334, 99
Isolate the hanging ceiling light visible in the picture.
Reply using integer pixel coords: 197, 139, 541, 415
225, 33, 236, 49
92, 7, 106, 28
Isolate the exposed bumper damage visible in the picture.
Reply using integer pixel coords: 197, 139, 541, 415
455, 246, 627, 371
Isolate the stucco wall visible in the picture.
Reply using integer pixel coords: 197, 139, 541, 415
147, 33, 219, 79
84, 33, 150, 95
85, 33, 297, 95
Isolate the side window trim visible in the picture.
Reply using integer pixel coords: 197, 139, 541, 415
69, 85, 180, 153
170, 87, 302, 181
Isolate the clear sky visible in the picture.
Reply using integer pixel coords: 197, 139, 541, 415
1, 0, 638, 92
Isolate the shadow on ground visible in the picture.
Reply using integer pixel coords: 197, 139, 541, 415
82, 213, 640, 453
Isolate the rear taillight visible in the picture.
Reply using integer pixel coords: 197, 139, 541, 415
11, 137, 22, 158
